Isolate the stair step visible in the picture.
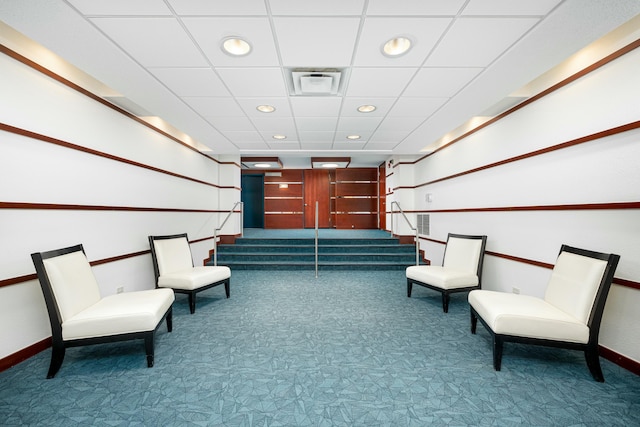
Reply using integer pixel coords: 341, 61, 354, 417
212, 233, 421, 271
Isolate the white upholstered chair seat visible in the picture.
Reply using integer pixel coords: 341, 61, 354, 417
407, 265, 478, 290
468, 290, 588, 344
158, 266, 231, 291
62, 288, 174, 340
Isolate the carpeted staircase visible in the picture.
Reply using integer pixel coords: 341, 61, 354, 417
211, 235, 420, 270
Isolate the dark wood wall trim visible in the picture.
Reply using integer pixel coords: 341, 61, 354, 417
393, 120, 640, 191
1, 122, 240, 191
394, 38, 640, 168
0, 44, 240, 169
0, 201, 235, 213
0, 235, 219, 289
391, 201, 640, 214
410, 235, 639, 290
0, 337, 51, 373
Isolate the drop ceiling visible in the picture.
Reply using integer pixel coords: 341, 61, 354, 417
0, 0, 638, 169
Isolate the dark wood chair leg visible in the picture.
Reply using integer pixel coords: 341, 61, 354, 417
442, 293, 450, 313
188, 293, 196, 314
47, 343, 65, 379
493, 336, 503, 371
166, 308, 173, 332
224, 279, 230, 298
585, 346, 605, 382
470, 310, 477, 334
144, 333, 155, 368
407, 279, 413, 297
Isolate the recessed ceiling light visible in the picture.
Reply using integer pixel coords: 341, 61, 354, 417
346, 135, 361, 140
221, 37, 252, 56
256, 105, 276, 113
254, 163, 271, 168
272, 134, 287, 140
382, 37, 412, 57
357, 105, 376, 113
322, 163, 339, 168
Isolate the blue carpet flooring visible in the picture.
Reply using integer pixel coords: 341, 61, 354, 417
1, 269, 638, 426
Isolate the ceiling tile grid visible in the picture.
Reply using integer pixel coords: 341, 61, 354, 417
9, 0, 633, 167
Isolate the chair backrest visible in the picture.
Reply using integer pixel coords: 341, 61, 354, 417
442, 234, 487, 278
32, 245, 101, 325
544, 245, 620, 328
149, 233, 194, 277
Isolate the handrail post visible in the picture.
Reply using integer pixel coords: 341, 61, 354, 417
315, 201, 319, 278
214, 201, 242, 267
390, 201, 420, 266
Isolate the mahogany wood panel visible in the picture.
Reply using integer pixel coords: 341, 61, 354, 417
336, 168, 377, 182
335, 213, 377, 229
379, 163, 386, 230
264, 183, 303, 198
335, 182, 377, 196
304, 169, 331, 228
335, 198, 377, 212
265, 214, 304, 228
264, 198, 304, 213
264, 169, 303, 182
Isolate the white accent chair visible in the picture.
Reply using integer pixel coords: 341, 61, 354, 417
468, 245, 620, 382
149, 233, 230, 314
406, 233, 487, 313
31, 244, 175, 379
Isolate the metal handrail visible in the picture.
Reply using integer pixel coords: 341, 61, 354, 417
213, 201, 243, 266
390, 201, 420, 266
314, 201, 319, 278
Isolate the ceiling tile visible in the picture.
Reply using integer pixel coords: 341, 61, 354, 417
251, 117, 297, 133
90, 17, 208, 67
388, 97, 448, 117
205, 116, 254, 131
167, 0, 267, 15
216, 68, 288, 97
290, 97, 342, 116
149, 68, 230, 96
182, 97, 245, 116
237, 142, 271, 150
369, 130, 411, 142
269, 0, 365, 15
337, 117, 383, 132
366, 0, 466, 15
296, 117, 338, 131
299, 131, 335, 142
425, 17, 539, 67
221, 130, 265, 142
182, 17, 279, 67
462, 0, 562, 16
346, 68, 417, 97
67, 0, 171, 15
405, 67, 483, 97
273, 17, 360, 67
377, 116, 425, 131
353, 17, 452, 67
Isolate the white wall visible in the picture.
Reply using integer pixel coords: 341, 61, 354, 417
398, 46, 640, 362
0, 51, 240, 359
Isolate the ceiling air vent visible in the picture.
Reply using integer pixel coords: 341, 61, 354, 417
289, 68, 344, 96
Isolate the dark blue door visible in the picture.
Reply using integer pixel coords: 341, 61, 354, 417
241, 174, 264, 228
